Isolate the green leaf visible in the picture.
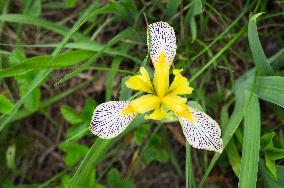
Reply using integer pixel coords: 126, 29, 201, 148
47, 42, 140, 64
69, 116, 144, 187
265, 148, 284, 161
265, 156, 277, 180
0, 2, 109, 133
255, 76, 284, 108
248, 13, 273, 75
25, 0, 41, 17
199, 89, 249, 187
56, 28, 133, 85
66, 123, 88, 139
185, 0, 203, 41
269, 48, 284, 70
239, 95, 261, 188
58, 175, 72, 188
142, 134, 169, 164
81, 97, 97, 121
0, 50, 93, 78
107, 168, 136, 188
166, 0, 182, 19
65, 0, 77, 8
60, 105, 83, 124
134, 124, 150, 145
59, 142, 89, 166
226, 138, 241, 178
261, 132, 275, 149
105, 57, 122, 101
9, 47, 26, 66
0, 95, 13, 114
260, 160, 284, 187
119, 77, 132, 101
9, 48, 41, 112
22, 87, 40, 112
0, 14, 85, 41
260, 132, 284, 179
6, 144, 16, 170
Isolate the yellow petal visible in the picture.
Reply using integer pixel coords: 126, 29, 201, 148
153, 52, 170, 97
178, 108, 194, 122
162, 94, 187, 113
125, 67, 154, 93
145, 106, 172, 121
122, 94, 160, 115
168, 69, 193, 95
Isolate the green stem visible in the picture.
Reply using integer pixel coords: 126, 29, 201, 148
186, 142, 192, 188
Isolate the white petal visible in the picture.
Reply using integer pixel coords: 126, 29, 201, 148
148, 21, 177, 64
178, 107, 223, 152
90, 101, 136, 139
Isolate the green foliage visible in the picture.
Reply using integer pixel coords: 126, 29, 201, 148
61, 98, 96, 139
65, 0, 77, 8
6, 145, 16, 170
248, 13, 273, 75
61, 105, 83, 124
142, 134, 170, 164
166, 0, 182, 19
134, 124, 150, 145
107, 168, 135, 188
185, 0, 203, 41
260, 160, 284, 187
59, 142, 89, 166
0, 95, 13, 114
261, 132, 284, 179
255, 76, 284, 108
0, 1, 284, 188
239, 95, 261, 188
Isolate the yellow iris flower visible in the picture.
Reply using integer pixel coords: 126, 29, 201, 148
122, 52, 193, 122
90, 21, 223, 153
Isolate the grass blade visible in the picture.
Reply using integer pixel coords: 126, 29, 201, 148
186, 142, 193, 188
189, 27, 244, 83
69, 116, 144, 187
248, 13, 273, 75
0, 50, 93, 77
0, 4, 109, 132
55, 28, 132, 85
255, 76, 284, 108
0, 14, 86, 41
239, 94, 261, 188
226, 138, 241, 178
198, 91, 249, 187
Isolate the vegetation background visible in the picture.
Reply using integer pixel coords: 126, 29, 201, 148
0, 0, 284, 187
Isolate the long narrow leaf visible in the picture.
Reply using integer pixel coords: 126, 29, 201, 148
255, 76, 284, 108
0, 14, 85, 41
69, 116, 144, 187
239, 95, 261, 188
0, 4, 111, 132
198, 91, 249, 187
248, 13, 273, 75
56, 28, 132, 85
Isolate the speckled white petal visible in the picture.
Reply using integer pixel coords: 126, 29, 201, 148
178, 107, 223, 152
148, 21, 177, 64
90, 101, 136, 139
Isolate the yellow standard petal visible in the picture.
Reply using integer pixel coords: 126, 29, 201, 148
161, 94, 194, 122
168, 69, 193, 95
121, 94, 160, 115
125, 67, 154, 93
153, 51, 170, 97
145, 106, 172, 121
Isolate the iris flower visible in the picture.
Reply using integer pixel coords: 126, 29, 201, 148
90, 22, 223, 152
